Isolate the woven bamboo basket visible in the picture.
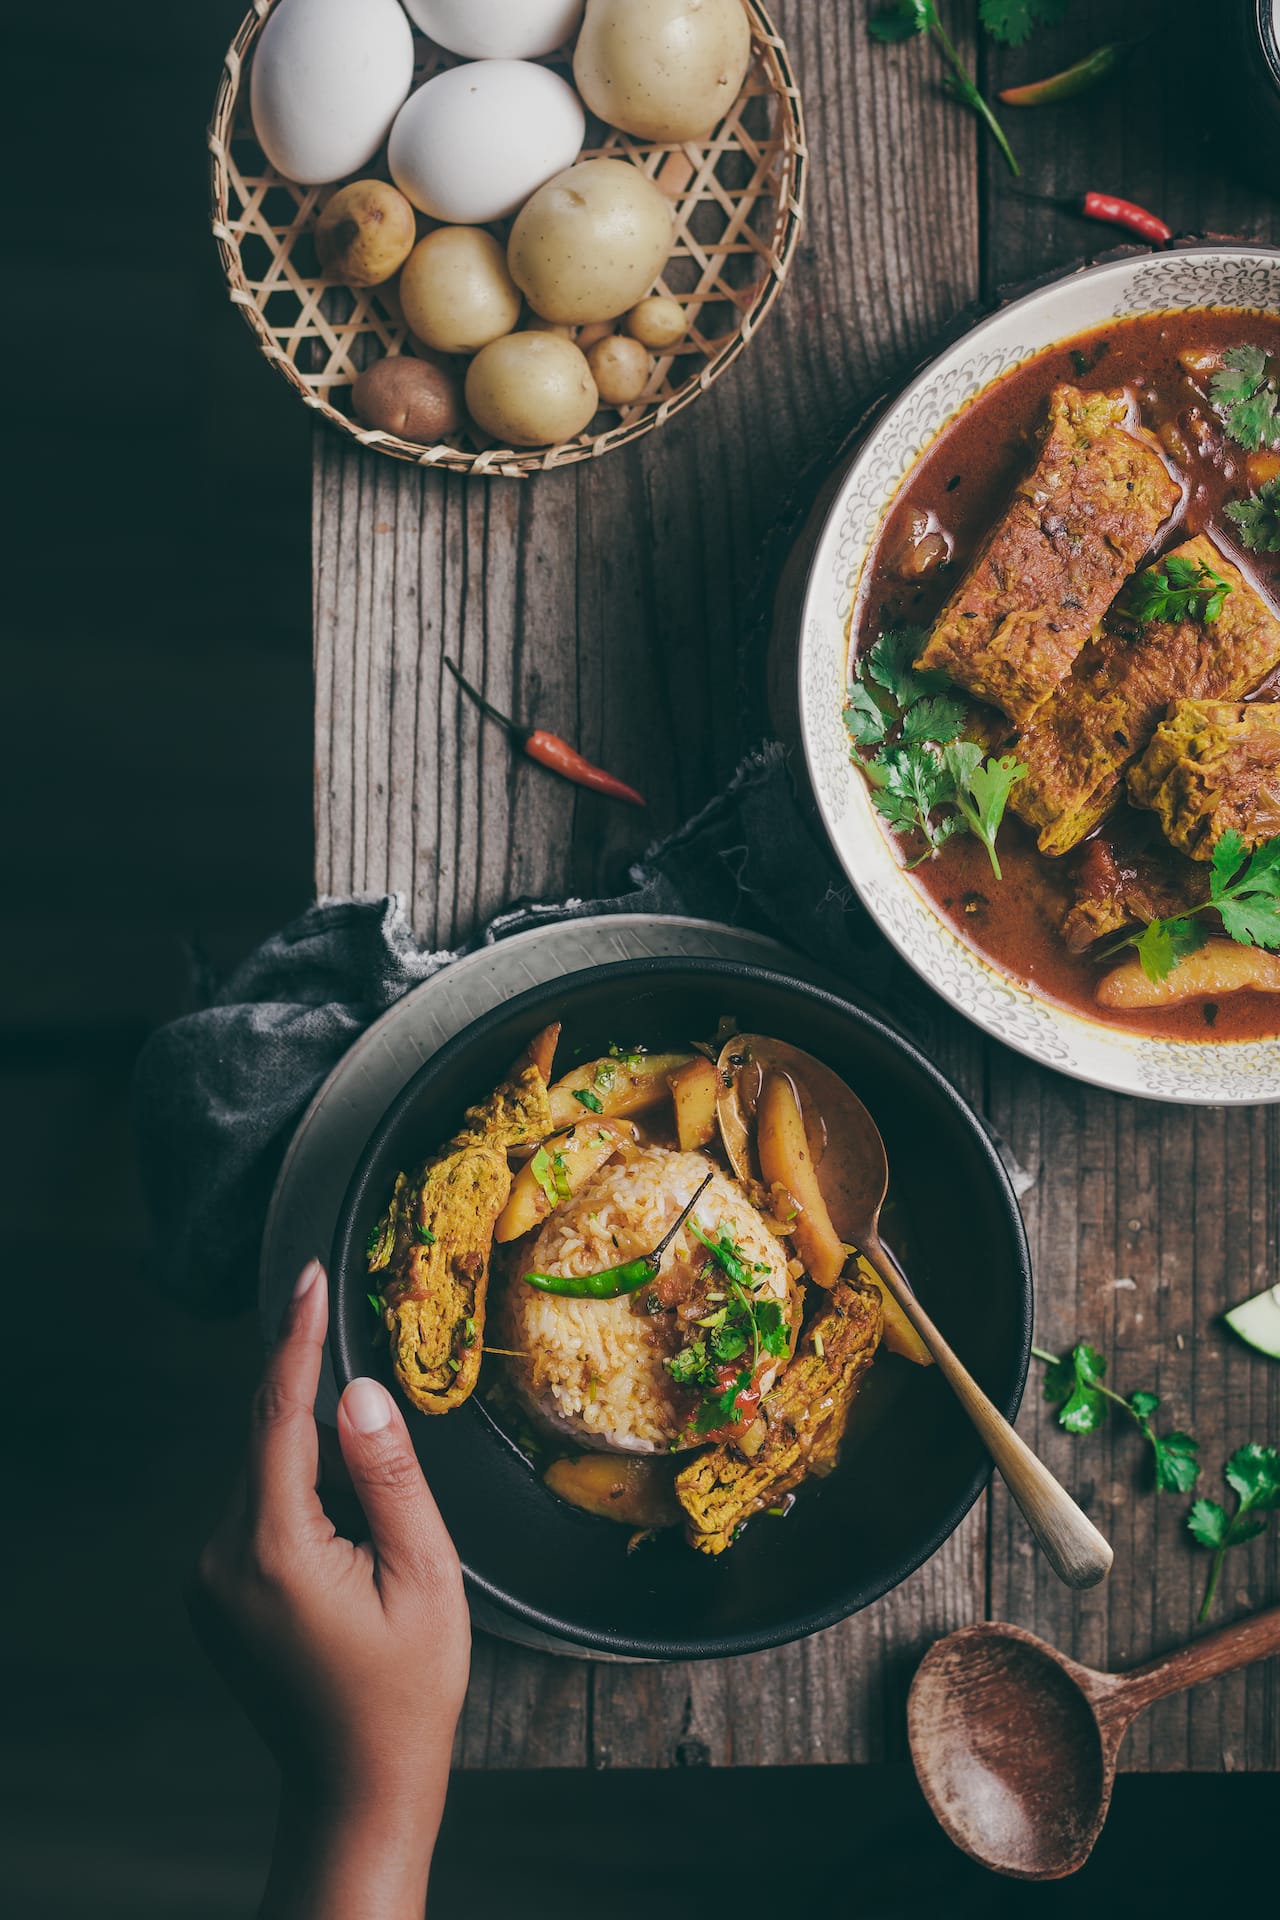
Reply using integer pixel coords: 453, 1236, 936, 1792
209, 1, 805, 476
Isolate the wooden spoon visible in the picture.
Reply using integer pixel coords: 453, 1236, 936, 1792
804, 1073, 1112, 1589
908, 1609, 1280, 1879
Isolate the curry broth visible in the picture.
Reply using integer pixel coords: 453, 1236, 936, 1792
849, 311, 1280, 1043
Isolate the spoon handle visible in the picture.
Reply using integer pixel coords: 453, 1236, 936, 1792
860, 1234, 1113, 1589
1112, 1605, 1280, 1716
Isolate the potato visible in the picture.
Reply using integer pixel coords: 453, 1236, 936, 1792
507, 159, 674, 324
465, 332, 598, 446
315, 179, 417, 287
587, 332, 651, 405
1096, 938, 1280, 1008
574, 0, 752, 142
667, 1056, 719, 1151
853, 1256, 933, 1367
544, 1453, 681, 1529
547, 1049, 695, 1127
399, 227, 521, 355
509, 1020, 561, 1086
352, 354, 461, 442
623, 294, 686, 348
494, 1118, 629, 1244
755, 1068, 845, 1289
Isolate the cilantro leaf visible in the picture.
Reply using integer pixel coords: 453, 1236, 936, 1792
572, 1087, 604, 1114
1224, 476, 1280, 554
1187, 1498, 1228, 1550
1152, 1430, 1201, 1494
529, 1146, 558, 1205
1210, 833, 1280, 951
869, 1, 933, 41
1130, 914, 1208, 985
865, 743, 956, 858
865, 627, 938, 707
902, 692, 968, 745
843, 680, 889, 748
1128, 1390, 1160, 1420
1189, 1442, 1280, 1619
1042, 1341, 1108, 1433
1224, 1441, 1280, 1509
1210, 346, 1280, 453
946, 745, 1027, 880
1126, 557, 1233, 627
979, 0, 1068, 45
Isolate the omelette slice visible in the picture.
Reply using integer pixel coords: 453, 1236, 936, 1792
368, 1046, 555, 1414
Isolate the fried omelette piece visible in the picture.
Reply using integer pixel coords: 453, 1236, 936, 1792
1127, 699, 1280, 858
1011, 536, 1280, 855
369, 1053, 555, 1414
915, 387, 1178, 726
675, 1277, 882, 1556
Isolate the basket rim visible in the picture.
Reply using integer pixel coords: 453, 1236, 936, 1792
207, 0, 807, 477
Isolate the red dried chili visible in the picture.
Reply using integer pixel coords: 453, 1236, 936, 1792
1079, 191, 1172, 245
444, 658, 646, 809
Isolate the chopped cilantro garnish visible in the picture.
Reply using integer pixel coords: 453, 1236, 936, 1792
413, 1221, 436, 1245
1210, 346, 1280, 453
1125, 555, 1232, 627
1225, 476, 1280, 554
530, 1146, 558, 1205
573, 1087, 605, 1114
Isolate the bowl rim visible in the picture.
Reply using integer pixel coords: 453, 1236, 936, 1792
329, 953, 1033, 1660
796, 242, 1280, 1104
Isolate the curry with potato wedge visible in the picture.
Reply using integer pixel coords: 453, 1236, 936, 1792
366, 1022, 929, 1553
845, 311, 1280, 1041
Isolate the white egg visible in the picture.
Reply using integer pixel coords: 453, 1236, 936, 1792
402, 0, 585, 58
388, 60, 585, 224
250, 0, 414, 186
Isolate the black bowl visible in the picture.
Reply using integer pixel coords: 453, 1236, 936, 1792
331, 958, 1032, 1660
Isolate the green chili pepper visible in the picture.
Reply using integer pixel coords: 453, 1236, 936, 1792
998, 42, 1120, 108
521, 1171, 714, 1300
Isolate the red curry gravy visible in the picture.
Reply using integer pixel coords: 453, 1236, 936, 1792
849, 310, 1280, 1044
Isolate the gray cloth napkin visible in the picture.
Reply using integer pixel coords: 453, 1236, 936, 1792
133, 742, 901, 1316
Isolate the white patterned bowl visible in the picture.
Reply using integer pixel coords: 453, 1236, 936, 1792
797, 245, 1280, 1105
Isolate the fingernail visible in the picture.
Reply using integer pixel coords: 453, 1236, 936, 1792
344, 1377, 393, 1434
293, 1258, 324, 1300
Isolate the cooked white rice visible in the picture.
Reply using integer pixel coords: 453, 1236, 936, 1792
500, 1146, 787, 1453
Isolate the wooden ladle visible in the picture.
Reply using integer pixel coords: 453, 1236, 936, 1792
764, 1060, 1113, 1588
908, 1609, 1280, 1878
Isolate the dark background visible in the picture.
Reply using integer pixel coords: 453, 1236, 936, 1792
3, 4, 1274, 1914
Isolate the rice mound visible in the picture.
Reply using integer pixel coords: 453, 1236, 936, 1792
500, 1146, 787, 1454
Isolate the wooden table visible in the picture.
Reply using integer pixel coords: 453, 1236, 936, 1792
311, 1, 1279, 1771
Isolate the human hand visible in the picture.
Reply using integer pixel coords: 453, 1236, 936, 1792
190, 1259, 470, 1919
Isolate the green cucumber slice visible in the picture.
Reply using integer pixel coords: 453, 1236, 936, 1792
1224, 1285, 1280, 1359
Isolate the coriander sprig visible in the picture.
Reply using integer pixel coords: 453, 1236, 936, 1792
980, 0, 1069, 43
1224, 475, 1280, 555
1105, 830, 1280, 984
1210, 346, 1280, 454
1125, 555, 1232, 627
844, 626, 1026, 876
1187, 1444, 1280, 1621
1034, 1342, 1200, 1493
870, 2, 1021, 176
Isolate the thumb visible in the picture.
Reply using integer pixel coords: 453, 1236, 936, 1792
337, 1378, 460, 1601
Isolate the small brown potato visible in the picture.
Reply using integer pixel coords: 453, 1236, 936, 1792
667, 1057, 720, 1151
623, 294, 686, 349
465, 332, 598, 446
575, 319, 616, 349
352, 354, 461, 443
508, 1021, 561, 1087
756, 1068, 845, 1289
587, 332, 651, 406
1096, 939, 1280, 1008
854, 1255, 933, 1367
508, 159, 674, 325
574, 0, 752, 142
544, 1453, 682, 1529
315, 179, 416, 287
399, 227, 521, 355
547, 1049, 696, 1128
494, 1118, 629, 1244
